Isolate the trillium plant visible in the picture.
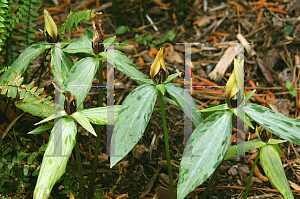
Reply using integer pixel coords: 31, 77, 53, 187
31, 10, 122, 199
0, 9, 121, 199
109, 48, 300, 199
176, 55, 300, 199
107, 47, 203, 199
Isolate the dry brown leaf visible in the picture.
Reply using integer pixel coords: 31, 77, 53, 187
193, 15, 211, 27
268, 98, 293, 116
208, 44, 243, 81
165, 46, 183, 64
154, 187, 177, 199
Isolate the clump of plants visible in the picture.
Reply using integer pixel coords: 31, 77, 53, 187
1, 6, 299, 199
109, 52, 300, 199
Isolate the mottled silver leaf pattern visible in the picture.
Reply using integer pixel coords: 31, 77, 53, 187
178, 111, 233, 199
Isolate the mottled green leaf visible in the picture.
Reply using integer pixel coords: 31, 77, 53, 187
34, 117, 76, 199
165, 83, 203, 127
244, 103, 300, 146
254, 140, 267, 148
156, 84, 166, 95
103, 49, 147, 85
231, 107, 254, 129
0, 41, 51, 85
178, 111, 233, 199
198, 104, 228, 113
80, 105, 121, 125
131, 78, 154, 85
268, 139, 287, 145
52, 44, 73, 87
260, 144, 294, 198
162, 95, 177, 106
64, 57, 99, 108
63, 29, 94, 55
110, 84, 157, 168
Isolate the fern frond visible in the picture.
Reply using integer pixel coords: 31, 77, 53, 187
0, 0, 19, 68
58, 9, 94, 35
0, 73, 55, 117
17, 0, 41, 49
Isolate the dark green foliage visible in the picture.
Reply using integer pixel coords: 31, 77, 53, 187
17, 0, 41, 48
56, 166, 104, 198
0, 0, 41, 69
59, 9, 94, 35
0, 136, 40, 197
0, 0, 19, 68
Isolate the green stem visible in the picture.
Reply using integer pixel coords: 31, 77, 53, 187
74, 134, 84, 198
142, 0, 148, 18
177, 0, 183, 24
158, 91, 175, 199
112, 0, 122, 25
88, 61, 103, 199
244, 149, 260, 198
200, 160, 222, 199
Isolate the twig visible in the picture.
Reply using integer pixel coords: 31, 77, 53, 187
145, 14, 159, 32
139, 166, 160, 198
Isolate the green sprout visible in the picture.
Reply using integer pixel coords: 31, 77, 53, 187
286, 81, 297, 97
135, 34, 154, 46
116, 25, 130, 35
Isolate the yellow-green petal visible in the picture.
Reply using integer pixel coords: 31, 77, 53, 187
44, 9, 58, 43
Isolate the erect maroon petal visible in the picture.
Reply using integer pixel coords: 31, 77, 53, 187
69, 100, 77, 115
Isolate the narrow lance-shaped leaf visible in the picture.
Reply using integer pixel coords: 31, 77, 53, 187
33, 117, 76, 199
35, 110, 67, 125
0, 41, 51, 85
71, 111, 96, 136
103, 36, 116, 50
110, 84, 157, 168
165, 83, 203, 127
178, 110, 233, 199
53, 44, 73, 87
224, 139, 260, 160
28, 124, 54, 135
260, 144, 294, 199
103, 49, 147, 85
